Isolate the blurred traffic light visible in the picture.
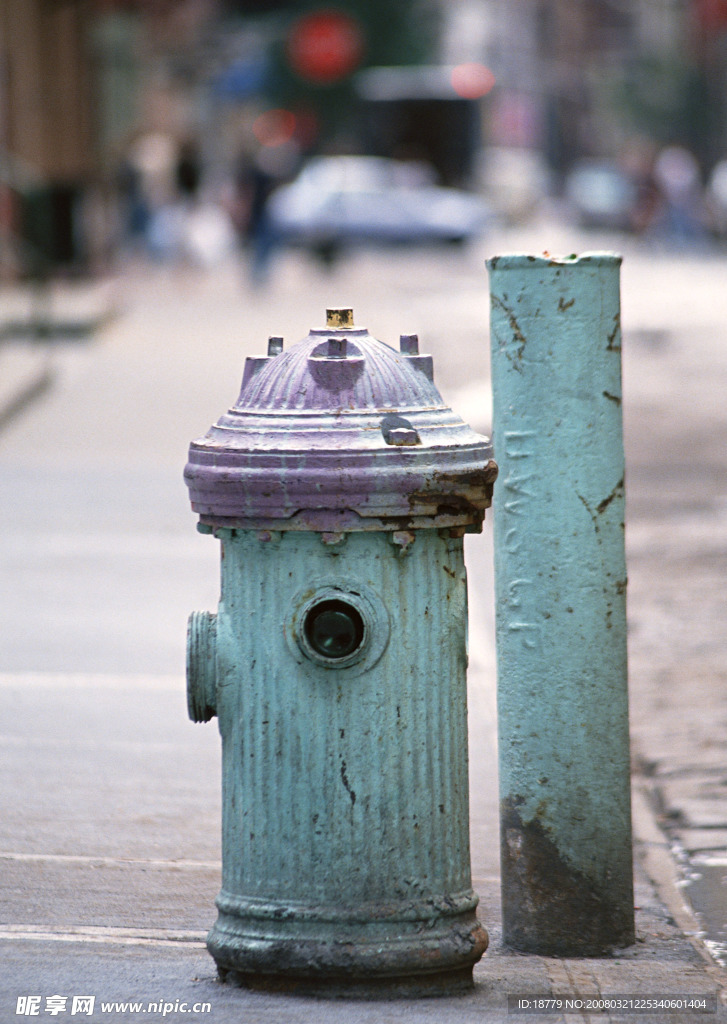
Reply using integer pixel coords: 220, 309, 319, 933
286, 10, 364, 84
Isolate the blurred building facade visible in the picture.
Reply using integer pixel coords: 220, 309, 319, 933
0, 0, 96, 273
445, 0, 726, 182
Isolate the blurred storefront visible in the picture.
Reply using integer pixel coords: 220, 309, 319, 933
0, 0, 96, 275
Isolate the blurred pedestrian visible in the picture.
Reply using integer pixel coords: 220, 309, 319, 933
234, 142, 299, 284
175, 138, 202, 204
651, 145, 707, 243
620, 140, 662, 235
123, 130, 183, 260
172, 135, 237, 269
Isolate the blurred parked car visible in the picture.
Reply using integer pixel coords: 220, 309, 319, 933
564, 159, 639, 231
267, 155, 491, 261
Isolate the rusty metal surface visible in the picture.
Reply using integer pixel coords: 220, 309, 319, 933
500, 797, 635, 956
184, 315, 496, 531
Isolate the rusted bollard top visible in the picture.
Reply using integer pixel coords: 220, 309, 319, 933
184, 308, 497, 533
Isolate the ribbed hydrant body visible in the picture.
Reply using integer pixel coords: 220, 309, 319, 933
184, 311, 497, 996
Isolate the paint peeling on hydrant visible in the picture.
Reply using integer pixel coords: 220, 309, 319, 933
184, 309, 497, 996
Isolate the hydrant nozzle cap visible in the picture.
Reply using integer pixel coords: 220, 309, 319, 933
326, 307, 354, 328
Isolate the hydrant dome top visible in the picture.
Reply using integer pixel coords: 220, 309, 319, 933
235, 330, 441, 413
184, 312, 497, 532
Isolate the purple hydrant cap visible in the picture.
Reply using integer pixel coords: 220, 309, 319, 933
184, 309, 497, 533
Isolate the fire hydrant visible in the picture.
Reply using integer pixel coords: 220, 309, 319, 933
184, 308, 497, 996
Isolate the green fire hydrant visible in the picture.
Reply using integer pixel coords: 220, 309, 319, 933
184, 309, 497, 996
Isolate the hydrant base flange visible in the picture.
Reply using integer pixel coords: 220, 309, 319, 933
217, 965, 478, 999
208, 908, 486, 997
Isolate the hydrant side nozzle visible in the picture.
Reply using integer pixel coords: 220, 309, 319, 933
187, 610, 217, 722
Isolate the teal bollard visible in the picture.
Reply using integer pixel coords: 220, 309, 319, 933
486, 253, 634, 955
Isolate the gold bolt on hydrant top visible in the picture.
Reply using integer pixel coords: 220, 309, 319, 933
326, 307, 354, 328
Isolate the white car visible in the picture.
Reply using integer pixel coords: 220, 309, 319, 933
267, 155, 491, 255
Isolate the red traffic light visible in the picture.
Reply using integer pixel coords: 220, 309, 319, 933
286, 9, 365, 84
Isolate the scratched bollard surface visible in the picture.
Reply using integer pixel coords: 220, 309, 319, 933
486, 253, 634, 955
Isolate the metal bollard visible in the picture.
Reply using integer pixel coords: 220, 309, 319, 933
184, 308, 498, 996
486, 254, 634, 956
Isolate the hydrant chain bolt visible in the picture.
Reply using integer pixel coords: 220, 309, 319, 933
184, 309, 497, 996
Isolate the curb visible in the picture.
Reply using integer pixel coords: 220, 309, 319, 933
632, 777, 727, 1004
0, 277, 118, 430
0, 343, 55, 431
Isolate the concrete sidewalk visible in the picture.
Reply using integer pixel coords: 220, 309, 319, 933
1, 240, 727, 1021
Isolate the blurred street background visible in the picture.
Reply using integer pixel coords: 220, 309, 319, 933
2, 0, 727, 1019
7, 0, 727, 281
